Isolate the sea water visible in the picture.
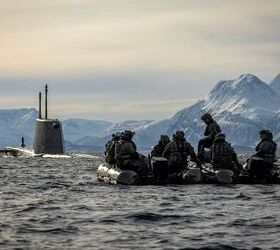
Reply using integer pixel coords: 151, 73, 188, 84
0, 156, 279, 250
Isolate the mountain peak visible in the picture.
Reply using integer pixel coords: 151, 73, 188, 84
204, 73, 280, 119
233, 72, 262, 85
238, 73, 259, 81
210, 73, 273, 97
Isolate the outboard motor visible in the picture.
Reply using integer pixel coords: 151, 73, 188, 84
151, 157, 169, 183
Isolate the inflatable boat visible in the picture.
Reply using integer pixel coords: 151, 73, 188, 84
97, 157, 238, 185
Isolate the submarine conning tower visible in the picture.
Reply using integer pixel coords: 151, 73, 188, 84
33, 85, 65, 154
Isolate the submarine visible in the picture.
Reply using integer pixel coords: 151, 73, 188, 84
5, 85, 65, 157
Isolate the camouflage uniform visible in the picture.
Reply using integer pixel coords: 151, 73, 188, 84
163, 131, 198, 173
209, 134, 239, 170
104, 133, 120, 164
115, 131, 147, 176
253, 130, 277, 164
198, 113, 221, 156
151, 135, 170, 157
247, 130, 277, 178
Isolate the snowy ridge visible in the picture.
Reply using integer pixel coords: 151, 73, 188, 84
0, 108, 38, 148
135, 73, 280, 148
0, 109, 153, 149
1, 73, 280, 151
205, 74, 280, 119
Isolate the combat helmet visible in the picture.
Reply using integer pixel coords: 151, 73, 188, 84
112, 132, 121, 141
122, 130, 135, 140
201, 113, 213, 121
174, 130, 185, 140
259, 129, 272, 140
159, 135, 170, 144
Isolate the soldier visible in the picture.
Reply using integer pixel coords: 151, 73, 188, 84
163, 131, 199, 174
209, 133, 241, 171
151, 135, 170, 157
198, 113, 221, 160
115, 130, 147, 176
104, 133, 121, 164
246, 130, 277, 178
253, 130, 277, 165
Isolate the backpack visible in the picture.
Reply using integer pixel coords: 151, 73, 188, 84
105, 140, 116, 164
211, 142, 232, 166
170, 141, 187, 165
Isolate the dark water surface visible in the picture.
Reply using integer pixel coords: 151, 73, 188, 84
0, 156, 280, 250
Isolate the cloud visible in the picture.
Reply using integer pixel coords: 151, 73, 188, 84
48, 95, 197, 121
0, 0, 279, 120
0, 0, 279, 75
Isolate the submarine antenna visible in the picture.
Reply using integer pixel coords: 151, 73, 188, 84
39, 92, 42, 119
45, 84, 48, 120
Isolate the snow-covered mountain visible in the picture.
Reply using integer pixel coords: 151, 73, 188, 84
1, 73, 280, 152
134, 73, 280, 149
0, 108, 38, 147
63, 119, 113, 142
72, 120, 153, 147
0, 109, 152, 150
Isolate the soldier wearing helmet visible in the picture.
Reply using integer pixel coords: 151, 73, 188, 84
162, 130, 199, 174
245, 130, 277, 178
114, 130, 147, 176
151, 135, 170, 157
253, 130, 277, 164
209, 133, 241, 171
198, 113, 221, 161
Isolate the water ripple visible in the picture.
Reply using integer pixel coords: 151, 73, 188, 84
0, 157, 279, 250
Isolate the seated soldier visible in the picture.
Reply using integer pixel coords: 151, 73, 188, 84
104, 132, 121, 164
115, 130, 147, 176
151, 135, 170, 157
162, 131, 199, 174
247, 130, 277, 177
253, 130, 277, 163
209, 133, 241, 173
198, 113, 221, 161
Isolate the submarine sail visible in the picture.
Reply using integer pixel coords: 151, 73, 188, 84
33, 85, 65, 154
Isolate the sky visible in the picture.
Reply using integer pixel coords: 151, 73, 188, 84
0, 0, 279, 122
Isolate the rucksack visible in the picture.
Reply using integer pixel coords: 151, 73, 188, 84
211, 142, 232, 165
105, 140, 116, 164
